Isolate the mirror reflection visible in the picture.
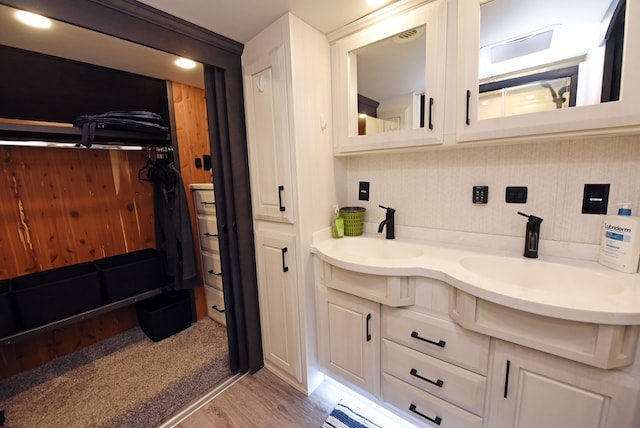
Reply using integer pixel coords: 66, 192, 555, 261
478, 0, 625, 120
352, 25, 426, 135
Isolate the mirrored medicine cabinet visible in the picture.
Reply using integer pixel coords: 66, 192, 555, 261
330, 0, 447, 154
458, 0, 640, 142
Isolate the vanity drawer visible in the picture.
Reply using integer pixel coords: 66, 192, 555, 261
205, 285, 226, 326
194, 189, 216, 215
382, 373, 483, 428
383, 339, 485, 416
197, 215, 219, 252
201, 250, 223, 290
383, 306, 489, 375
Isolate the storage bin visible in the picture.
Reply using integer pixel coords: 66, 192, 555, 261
135, 290, 192, 342
0, 279, 15, 337
12, 263, 102, 330
340, 206, 366, 236
94, 248, 165, 303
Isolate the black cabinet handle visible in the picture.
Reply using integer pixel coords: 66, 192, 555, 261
203, 232, 218, 237
207, 269, 222, 276
504, 360, 511, 398
366, 313, 372, 342
465, 89, 471, 125
278, 185, 285, 212
409, 404, 441, 426
200, 201, 215, 206
428, 97, 434, 130
411, 331, 446, 348
410, 368, 443, 388
212, 305, 225, 313
281, 247, 289, 272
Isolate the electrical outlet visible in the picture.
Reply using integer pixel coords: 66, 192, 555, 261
506, 186, 527, 203
473, 186, 488, 204
359, 181, 370, 201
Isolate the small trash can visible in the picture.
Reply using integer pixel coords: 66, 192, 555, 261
340, 206, 366, 236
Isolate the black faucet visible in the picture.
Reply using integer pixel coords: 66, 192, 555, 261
517, 211, 543, 258
378, 205, 395, 239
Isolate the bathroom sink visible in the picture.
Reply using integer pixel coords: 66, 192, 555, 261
459, 255, 624, 295
330, 236, 423, 260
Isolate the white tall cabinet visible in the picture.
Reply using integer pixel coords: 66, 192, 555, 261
243, 13, 337, 394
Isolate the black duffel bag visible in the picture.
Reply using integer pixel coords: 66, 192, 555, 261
74, 110, 169, 147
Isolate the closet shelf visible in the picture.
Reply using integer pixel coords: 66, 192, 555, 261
0, 121, 171, 149
0, 288, 164, 346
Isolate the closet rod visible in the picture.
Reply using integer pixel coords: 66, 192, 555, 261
0, 140, 167, 151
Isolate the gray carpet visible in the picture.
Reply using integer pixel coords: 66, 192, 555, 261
0, 317, 230, 428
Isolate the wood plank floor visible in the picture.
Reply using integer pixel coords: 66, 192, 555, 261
176, 369, 340, 427
176, 368, 418, 427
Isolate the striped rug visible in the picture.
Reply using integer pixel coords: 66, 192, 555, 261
322, 400, 384, 428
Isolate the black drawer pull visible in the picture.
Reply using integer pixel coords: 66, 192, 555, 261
212, 305, 225, 313
200, 201, 215, 206
203, 232, 218, 237
411, 331, 446, 348
281, 247, 289, 272
207, 270, 222, 276
366, 313, 372, 342
278, 185, 285, 212
410, 368, 443, 388
409, 404, 441, 426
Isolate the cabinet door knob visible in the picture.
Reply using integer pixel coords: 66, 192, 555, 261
281, 247, 289, 272
411, 331, 446, 348
278, 185, 285, 212
465, 89, 471, 125
428, 97, 434, 130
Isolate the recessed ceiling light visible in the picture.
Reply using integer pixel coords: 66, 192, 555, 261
15, 10, 51, 29
175, 58, 197, 69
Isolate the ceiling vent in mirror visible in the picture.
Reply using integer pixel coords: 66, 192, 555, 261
488, 28, 555, 63
394, 26, 424, 44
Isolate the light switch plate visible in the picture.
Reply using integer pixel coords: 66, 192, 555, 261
582, 183, 609, 214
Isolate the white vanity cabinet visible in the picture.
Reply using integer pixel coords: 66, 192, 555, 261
254, 231, 302, 382
329, 0, 448, 154
380, 278, 490, 427
190, 184, 226, 326
316, 283, 381, 397
486, 340, 640, 428
456, 0, 640, 144
243, 12, 335, 393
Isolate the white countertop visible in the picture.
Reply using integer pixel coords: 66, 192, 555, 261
311, 233, 640, 325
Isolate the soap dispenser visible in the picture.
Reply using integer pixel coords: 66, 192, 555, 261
598, 203, 640, 272
517, 212, 543, 258
331, 205, 344, 239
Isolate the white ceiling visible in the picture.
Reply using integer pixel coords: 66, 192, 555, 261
135, 0, 400, 44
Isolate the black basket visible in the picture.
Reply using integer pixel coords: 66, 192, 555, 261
94, 249, 165, 303
0, 279, 15, 337
12, 263, 102, 330
135, 290, 192, 342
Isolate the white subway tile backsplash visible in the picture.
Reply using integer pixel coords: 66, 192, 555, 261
345, 135, 640, 245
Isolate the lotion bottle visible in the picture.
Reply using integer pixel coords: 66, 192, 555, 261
331, 205, 344, 239
598, 203, 640, 273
